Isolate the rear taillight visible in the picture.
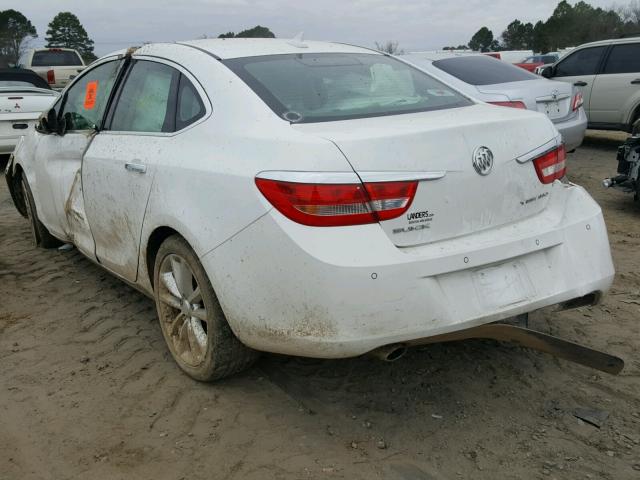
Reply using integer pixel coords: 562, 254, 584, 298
46, 69, 55, 84
489, 101, 527, 109
255, 178, 418, 227
532, 145, 566, 184
571, 91, 583, 111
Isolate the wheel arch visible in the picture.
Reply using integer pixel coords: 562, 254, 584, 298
5, 160, 28, 218
145, 226, 182, 290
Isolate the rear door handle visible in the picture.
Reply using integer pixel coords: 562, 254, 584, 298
631, 79, 640, 85
573, 81, 588, 86
124, 162, 147, 174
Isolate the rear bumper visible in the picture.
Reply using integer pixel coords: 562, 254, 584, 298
202, 182, 614, 358
554, 108, 588, 151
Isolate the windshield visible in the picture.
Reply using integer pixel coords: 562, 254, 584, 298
432, 55, 539, 85
223, 53, 472, 123
32, 50, 83, 67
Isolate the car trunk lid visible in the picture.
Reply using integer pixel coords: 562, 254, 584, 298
0, 88, 57, 116
292, 104, 558, 247
477, 79, 574, 122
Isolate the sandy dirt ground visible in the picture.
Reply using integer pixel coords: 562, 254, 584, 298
1, 132, 639, 480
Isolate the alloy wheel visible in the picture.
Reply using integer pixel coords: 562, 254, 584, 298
157, 253, 209, 367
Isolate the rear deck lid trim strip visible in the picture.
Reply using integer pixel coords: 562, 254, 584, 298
516, 134, 562, 164
256, 171, 446, 184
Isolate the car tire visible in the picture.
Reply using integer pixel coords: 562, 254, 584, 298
153, 235, 258, 381
21, 176, 62, 249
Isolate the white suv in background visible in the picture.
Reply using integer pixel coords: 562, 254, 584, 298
542, 37, 640, 132
19, 48, 86, 91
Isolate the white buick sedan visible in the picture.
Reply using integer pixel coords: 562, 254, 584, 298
6, 39, 614, 381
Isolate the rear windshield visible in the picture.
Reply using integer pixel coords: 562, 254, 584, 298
223, 53, 472, 123
0, 70, 50, 89
432, 56, 539, 85
0, 80, 35, 87
32, 50, 83, 67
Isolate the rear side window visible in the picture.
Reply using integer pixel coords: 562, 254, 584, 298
554, 46, 606, 77
224, 53, 471, 123
32, 50, 83, 67
602, 44, 640, 74
110, 60, 180, 133
176, 75, 205, 130
432, 56, 538, 85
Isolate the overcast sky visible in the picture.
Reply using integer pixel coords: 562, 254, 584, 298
15, 0, 618, 55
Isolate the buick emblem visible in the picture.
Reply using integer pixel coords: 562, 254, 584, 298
472, 146, 493, 176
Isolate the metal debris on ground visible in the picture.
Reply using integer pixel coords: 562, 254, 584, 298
572, 407, 609, 428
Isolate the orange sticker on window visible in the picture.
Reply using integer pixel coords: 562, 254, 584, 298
84, 81, 98, 110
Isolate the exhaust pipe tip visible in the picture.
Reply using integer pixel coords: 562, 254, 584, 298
370, 343, 408, 362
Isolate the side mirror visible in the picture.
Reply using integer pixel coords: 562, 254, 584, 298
46, 108, 59, 133
37, 109, 55, 134
541, 66, 553, 79
58, 112, 69, 136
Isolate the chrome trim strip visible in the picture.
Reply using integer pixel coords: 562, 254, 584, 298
255, 170, 447, 184
256, 171, 361, 184
358, 171, 446, 182
516, 134, 562, 163
536, 94, 571, 102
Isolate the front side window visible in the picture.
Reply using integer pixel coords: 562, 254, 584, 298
554, 46, 606, 77
109, 60, 179, 133
432, 56, 538, 85
60, 59, 121, 131
602, 43, 640, 75
32, 50, 83, 67
224, 53, 471, 123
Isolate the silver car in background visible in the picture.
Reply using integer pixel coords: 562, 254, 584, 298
403, 53, 587, 151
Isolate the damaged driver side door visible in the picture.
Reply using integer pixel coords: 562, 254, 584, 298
32, 58, 123, 259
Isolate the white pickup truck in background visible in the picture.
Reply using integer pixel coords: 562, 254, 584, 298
19, 48, 86, 91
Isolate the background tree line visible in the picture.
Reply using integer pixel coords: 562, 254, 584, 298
0, 9, 96, 67
445, 0, 640, 53
0, 7, 276, 68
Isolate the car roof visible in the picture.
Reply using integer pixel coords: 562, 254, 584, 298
32, 47, 79, 52
574, 35, 640, 49
157, 38, 379, 59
